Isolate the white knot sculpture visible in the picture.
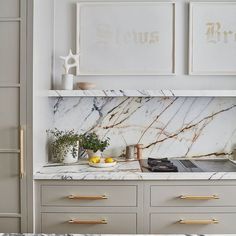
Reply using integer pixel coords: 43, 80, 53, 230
60, 49, 79, 74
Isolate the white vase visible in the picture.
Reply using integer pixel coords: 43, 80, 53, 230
87, 150, 102, 158
63, 146, 78, 164
61, 74, 74, 90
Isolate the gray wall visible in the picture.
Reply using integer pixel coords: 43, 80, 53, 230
33, 0, 54, 171
53, 0, 236, 90
33, 0, 236, 167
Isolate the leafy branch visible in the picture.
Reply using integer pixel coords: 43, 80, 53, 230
79, 132, 110, 152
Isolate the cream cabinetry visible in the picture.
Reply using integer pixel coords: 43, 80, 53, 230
0, 0, 28, 232
150, 212, 236, 234
36, 180, 236, 234
41, 212, 137, 234
41, 184, 137, 207
150, 184, 236, 207
144, 181, 236, 234
35, 181, 143, 234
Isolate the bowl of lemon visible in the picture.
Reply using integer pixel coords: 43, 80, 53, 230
88, 156, 117, 168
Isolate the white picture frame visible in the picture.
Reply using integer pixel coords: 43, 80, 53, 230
189, 2, 236, 75
76, 2, 175, 75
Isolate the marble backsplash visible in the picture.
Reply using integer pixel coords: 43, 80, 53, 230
51, 97, 236, 159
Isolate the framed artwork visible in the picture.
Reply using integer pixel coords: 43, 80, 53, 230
189, 2, 236, 75
76, 2, 175, 75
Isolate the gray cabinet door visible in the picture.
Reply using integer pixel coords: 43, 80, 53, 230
0, 0, 27, 232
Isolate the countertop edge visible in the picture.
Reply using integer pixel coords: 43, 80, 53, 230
33, 171, 236, 181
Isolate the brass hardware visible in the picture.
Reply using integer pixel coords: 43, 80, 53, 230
180, 195, 219, 200
68, 194, 108, 200
68, 219, 107, 224
19, 126, 24, 179
178, 219, 219, 225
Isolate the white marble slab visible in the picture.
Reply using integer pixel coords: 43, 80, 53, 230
34, 160, 236, 180
48, 89, 236, 97
50, 96, 236, 159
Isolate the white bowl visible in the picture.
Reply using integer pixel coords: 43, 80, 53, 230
89, 161, 117, 168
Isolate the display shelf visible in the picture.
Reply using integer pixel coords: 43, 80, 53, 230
47, 89, 236, 97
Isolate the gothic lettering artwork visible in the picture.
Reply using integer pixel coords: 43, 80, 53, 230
77, 2, 175, 75
189, 2, 236, 75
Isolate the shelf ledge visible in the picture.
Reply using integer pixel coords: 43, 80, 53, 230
47, 90, 236, 97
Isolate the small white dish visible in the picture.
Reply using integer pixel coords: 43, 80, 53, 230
89, 161, 117, 168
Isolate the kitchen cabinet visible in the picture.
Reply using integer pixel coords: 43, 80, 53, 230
35, 181, 143, 234
35, 180, 236, 234
150, 213, 236, 234
41, 212, 137, 234
41, 184, 137, 207
149, 184, 236, 207
0, 0, 28, 232
143, 181, 236, 234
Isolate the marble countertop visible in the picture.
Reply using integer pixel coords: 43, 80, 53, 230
34, 159, 236, 181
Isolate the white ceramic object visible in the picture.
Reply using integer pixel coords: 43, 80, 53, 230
60, 49, 80, 74
89, 160, 117, 168
63, 146, 78, 164
61, 74, 74, 90
87, 150, 102, 158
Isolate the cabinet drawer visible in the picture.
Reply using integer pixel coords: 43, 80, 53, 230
150, 213, 236, 234
151, 185, 236, 207
41, 185, 137, 207
41, 212, 137, 233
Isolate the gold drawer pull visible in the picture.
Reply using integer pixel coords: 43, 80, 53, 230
68, 219, 107, 224
180, 195, 219, 200
179, 219, 219, 225
68, 194, 108, 200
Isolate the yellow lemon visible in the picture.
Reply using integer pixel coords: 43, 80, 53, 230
105, 157, 114, 163
89, 156, 100, 163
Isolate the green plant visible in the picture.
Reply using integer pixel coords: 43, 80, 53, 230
47, 128, 79, 162
79, 132, 110, 152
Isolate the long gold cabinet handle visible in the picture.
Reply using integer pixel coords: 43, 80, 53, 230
68, 219, 107, 224
180, 195, 219, 200
68, 194, 108, 200
19, 126, 24, 179
178, 219, 219, 225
